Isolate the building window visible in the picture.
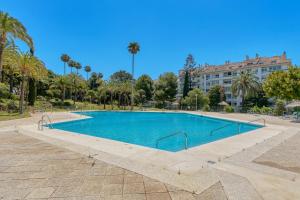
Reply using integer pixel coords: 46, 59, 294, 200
213, 74, 219, 78
206, 75, 210, 80
223, 72, 232, 77
261, 67, 268, 73
232, 71, 237, 76
223, 79, 232, 84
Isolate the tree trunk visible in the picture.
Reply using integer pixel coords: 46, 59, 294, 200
62, 86, 65, 102
131, 54, 135, 110
9, 75, 13, 93
19, 77, 25, 114
0, 34, 6, 83
110, 92, 113, 110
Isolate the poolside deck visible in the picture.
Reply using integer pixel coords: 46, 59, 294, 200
0, 131, 226, 200
1, 111, 300, 200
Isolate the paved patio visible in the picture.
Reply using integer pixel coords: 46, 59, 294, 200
1, 111, 300, 199
0, 131, 227, 200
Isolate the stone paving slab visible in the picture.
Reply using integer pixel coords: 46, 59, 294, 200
254, 133, 300, 174
0, 131, 226, 200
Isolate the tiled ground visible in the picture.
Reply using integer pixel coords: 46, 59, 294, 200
254, 134, 300, 174
0, 131, 227, 200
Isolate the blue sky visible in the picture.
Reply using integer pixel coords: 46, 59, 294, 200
2, 0, 300, 79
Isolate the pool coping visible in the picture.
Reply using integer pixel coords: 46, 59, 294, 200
16, 110, 291, 194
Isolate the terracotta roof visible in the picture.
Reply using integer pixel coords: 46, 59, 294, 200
179, 53, 292, 77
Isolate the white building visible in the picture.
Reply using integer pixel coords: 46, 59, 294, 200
177, 52, 292, 106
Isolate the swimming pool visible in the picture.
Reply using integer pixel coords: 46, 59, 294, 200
51, 111, 262, 152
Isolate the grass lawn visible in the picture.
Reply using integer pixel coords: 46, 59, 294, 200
0, 111, 30, 121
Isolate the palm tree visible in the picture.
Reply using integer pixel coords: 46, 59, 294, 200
60, 54, 70, 75
2, 40, 18, 93
84, 65, 91, 80
232, 71, 260, 106
60, 54, 70, 101
51, 76, 70, 102
10, 50, 47, 113
75, 62, 82, 75
127, 42, 140, 110
0, 12, 34, 82
68, 60, 77, 74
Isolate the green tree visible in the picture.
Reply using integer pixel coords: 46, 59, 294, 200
0, 12, 34, 82
208, 85, 226, 108
154, 72, 177, 105
28, 78, 36, 106
10, 51, 47, 113
232, 71, 260, 105
182, 71, 190, 98
182, 88, 209, 110
97, 81, 108, 109
68, 60, 76, 74
263, 67, 300, 100
60, 54, 70, 75
128, 42, 140, 110
89, 72, 103, 90
84, 65, 91, 80
110, 70, 133, 83
242, 86, 269, 109
75, 62, 82, 75
135, 74, 154, 100
184, 54, 196, 69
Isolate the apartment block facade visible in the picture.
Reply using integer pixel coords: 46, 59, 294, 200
177, 52, 292, 106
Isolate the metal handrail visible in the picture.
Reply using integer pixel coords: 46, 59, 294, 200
156, 131, 188, 150
210, 118, 266, 136
210, 123, 236, 136
246, 118, 266, 126
38, 113, 53, 131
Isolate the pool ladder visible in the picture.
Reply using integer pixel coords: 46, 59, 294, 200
210, 118, 266, 136
156, 131, 188, 150
38, 114, 53, 131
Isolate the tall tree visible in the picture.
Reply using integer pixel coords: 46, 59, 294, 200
10, 51, 47, 113
208, 85, 226, 108
28, 78, 36, 106
84, 65, 91, 80
263, 67, 300, 100
154, 72, 177, 104
182, 71, 190, 98
182, 88, 209, 110
68, 60, 75, 74
60, 54, 70, 75
110, 70, 132, 83
60, 54, 70, 101
127, 42, 140, 110
232, 71, 260, 106
0, 12, 34, 82
135, 74, 154, 100
75, 62, 82, 75
184, 54, 196, 69
89, 72, 103, 90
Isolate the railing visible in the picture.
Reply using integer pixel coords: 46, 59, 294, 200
38, 114, 53, 131
156, 131, 188, 150
210, 123, 237, 136
210, 117, 266, 136
246, 118, 266, 126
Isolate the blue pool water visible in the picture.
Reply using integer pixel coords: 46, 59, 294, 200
51, 111, 262, 152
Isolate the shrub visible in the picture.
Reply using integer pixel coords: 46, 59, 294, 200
203, 104, 210, 111
225, 105, 234, 113
260, 106, 273, 115
0, 83, 10, 98
249, 105, 260, 114
6, 100, 18, 113
274, 99, 286, 116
